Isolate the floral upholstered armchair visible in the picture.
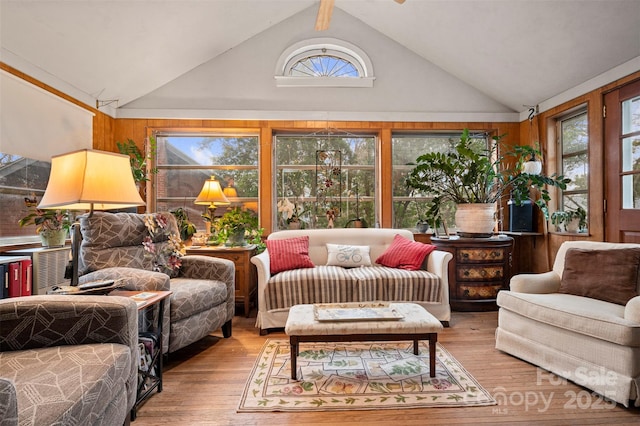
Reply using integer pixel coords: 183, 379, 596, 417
77, 211, 235, 353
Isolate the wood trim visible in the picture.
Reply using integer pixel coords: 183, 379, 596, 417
379, 128, 392, 227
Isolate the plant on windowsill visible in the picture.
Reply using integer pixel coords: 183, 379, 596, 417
19, 204, 72, 247
344, 184, 368, 228
550, 206, 587, 233
213, 207, 265, 252
278, 197, 307, 229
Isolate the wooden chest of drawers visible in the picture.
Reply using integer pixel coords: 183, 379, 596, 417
430, 237, 513, 311
185, 245, 257, 317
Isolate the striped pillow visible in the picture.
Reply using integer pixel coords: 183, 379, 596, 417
375, 234, 436, 270
267, 236, 315, 274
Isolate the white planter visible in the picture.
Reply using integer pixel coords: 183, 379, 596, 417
566, 218, 580, 233
40, 229, 67, 247
455, 203, 496, 236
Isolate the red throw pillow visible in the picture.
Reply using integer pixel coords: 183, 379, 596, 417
266, 236, 315, 274
375, 234, 436, 270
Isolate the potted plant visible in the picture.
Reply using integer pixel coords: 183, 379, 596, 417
551, 206, 587, 233
406, 129, 570, 236
503, 143, 570, 221
412, 197, 433, 233
214, 207, 262, 248
278, 197, 307, 229
345, 185, 368, 228
116, 137, 157, 185
19, 207, 72, 247
170, 207, 197, 243
406, 129, 506, 235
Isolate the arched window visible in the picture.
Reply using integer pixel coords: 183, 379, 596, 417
275, 38, 375, 88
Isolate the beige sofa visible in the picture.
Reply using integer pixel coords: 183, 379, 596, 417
496, 241, 640, 407
0, 295, 138, 425
251, 228, 452, 334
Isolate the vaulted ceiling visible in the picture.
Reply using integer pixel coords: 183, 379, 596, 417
1, 0, 639, 121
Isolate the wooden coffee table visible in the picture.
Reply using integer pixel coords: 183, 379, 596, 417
285, 302, 443, 380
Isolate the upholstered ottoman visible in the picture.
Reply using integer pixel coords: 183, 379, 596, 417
285, 302, 443, 380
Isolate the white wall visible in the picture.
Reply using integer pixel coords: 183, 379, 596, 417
120, 7, 518, 122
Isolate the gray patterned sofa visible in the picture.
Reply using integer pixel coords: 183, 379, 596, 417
78, 211, 235, 353
0, 295, 138, 425
252, 228, 453, 334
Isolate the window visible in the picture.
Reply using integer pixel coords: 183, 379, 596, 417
275, 38, 375, 88
621, 94, 640, 208
154, 133, 259, 231
289, 54, 359, 78
557, 110, 589, 219
0, 154, 52, 244
274, 132, 377, 230
391, 132, 488, 231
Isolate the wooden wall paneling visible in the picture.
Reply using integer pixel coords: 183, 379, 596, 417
379, 128, 392, 228
259, 126, 274, 232
92, 110, 115, 152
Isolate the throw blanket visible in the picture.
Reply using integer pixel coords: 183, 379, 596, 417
266, 265, 441, 310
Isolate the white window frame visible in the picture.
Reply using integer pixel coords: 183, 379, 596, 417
275, 38, 375, 88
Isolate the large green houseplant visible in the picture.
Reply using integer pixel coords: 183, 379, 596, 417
406, 129, 569, 235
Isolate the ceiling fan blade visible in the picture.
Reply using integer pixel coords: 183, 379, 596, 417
315, 0, 334, 31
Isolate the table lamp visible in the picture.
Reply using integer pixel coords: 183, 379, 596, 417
223, 186, 238, 198
195, 176, 230, 235
37, 149, 146, 286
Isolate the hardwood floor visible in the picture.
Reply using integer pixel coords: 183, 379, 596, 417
133, 310, 639, 425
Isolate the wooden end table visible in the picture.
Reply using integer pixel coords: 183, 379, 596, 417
186, 245, 257, 317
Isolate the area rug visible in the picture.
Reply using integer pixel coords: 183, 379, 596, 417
238, 339, 496, 412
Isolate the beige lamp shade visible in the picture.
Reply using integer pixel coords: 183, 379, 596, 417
37, 149, 145, 211
223, 186, 238, 198
195, 176, 230, 207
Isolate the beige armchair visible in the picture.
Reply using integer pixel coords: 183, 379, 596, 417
496, 241, 640, 407
78, 211, 235, 353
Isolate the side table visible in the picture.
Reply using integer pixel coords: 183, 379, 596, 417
186, 245, 257, 317
430, 236, 513, 311
110, 290, 172, 421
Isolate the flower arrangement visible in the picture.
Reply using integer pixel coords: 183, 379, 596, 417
143, 213, 185, 274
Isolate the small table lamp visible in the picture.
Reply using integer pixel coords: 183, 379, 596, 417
37, 149, 146, 286
195, 176, 230, 234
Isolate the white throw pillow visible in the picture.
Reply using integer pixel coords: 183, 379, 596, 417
326, 244, 372, 267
